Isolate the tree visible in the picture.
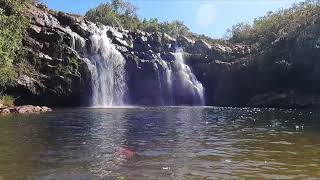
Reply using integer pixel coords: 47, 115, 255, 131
85, 3, 120, 27
111, 0, 122, 13
123, 1, 137, 17
85, 0, 192, 38
0, 0, 32, 90
160, 20, 190, 37
85, 0, 138, 30
227, 0, 320, 46
110, 0, 137, 17
227, 23, 253, 43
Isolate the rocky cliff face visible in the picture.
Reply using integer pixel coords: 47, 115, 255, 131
7, 5, 320, 108
188, 24, 320, 108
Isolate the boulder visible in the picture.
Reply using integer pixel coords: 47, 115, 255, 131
3, 105, 53, 114
53, 11, 81, 26
176, 36, 194, 50
16, 75, 44, 95
16, 105, 36, 114
38, 28, 64, 44
160, 52, 175, 62
193, 40, 211, 54
70, 23, 90, 38
0, 108, 11, 115
41, 106, 52, 112
27, 6, 60, 28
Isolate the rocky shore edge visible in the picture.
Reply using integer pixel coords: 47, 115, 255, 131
0, 105, 52, 115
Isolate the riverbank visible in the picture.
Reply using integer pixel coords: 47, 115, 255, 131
0, 105, 52, 115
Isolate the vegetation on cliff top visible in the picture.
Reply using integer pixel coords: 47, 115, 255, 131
85, 0, 320, 47
0, 0, 36, 91
227, 0, 320, 47
85, 0, 191, 38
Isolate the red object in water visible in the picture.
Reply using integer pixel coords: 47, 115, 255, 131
118, 147, 135, 159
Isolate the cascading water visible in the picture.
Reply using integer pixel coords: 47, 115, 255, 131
84, 26, 127, 107
172, 49, 205, 105
64, 23, 204, 106
64, 27, 86, 52
157, 49, 205, 105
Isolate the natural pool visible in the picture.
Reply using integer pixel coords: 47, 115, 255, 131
0, 107, 320, 179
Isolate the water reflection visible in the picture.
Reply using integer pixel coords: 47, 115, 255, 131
0, 107, 320, 179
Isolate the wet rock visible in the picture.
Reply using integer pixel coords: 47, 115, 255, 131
70, 23, 90, 38
160, 52, 175, 62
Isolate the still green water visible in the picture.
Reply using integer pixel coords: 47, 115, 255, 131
0, 107, 320, 179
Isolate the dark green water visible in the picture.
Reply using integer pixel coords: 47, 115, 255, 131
0, 107, 320, 179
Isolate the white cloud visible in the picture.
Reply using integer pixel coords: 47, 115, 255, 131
196, 3, 216, 29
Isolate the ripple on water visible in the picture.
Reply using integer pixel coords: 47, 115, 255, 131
0, 107, 320, 179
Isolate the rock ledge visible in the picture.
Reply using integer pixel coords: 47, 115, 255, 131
0, 105, 52, 115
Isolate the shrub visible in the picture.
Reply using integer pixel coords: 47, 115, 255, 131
227, 0, 320, 46
0, 95, 15, 107
85, 0, 191, 38
0, 0, 33, 91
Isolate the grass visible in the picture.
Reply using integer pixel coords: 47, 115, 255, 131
0, 95, 15, 107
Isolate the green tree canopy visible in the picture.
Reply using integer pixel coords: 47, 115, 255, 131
0, 0, 33, 90
85, 0, 191, 38
228, 0, 320, 46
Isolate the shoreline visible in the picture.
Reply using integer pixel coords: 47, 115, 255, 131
0, 105, 52, 115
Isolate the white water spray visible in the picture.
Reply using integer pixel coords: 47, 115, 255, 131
64, 27, 86, 52
173, 49, 205, 105
64, 24, 204, 106
85, 26, 127, 107
157, 49, 205, 105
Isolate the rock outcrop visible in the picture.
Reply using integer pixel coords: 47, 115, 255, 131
0, 105, 52, 115
6, 4, 320, 108
7, 6, 92, 106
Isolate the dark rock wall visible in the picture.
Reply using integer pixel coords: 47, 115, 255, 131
8, 6, 92, 106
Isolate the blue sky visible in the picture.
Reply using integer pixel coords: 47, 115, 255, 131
42, 0, 305, 39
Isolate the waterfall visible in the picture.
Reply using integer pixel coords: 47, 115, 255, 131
64, 27, 86, 52
172, 49, 205, 105
85, 26, 127, 107
157, 49, 205, 105
64, 24, 204, 106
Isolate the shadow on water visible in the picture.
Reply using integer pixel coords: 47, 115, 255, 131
0, 107, 320, 179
